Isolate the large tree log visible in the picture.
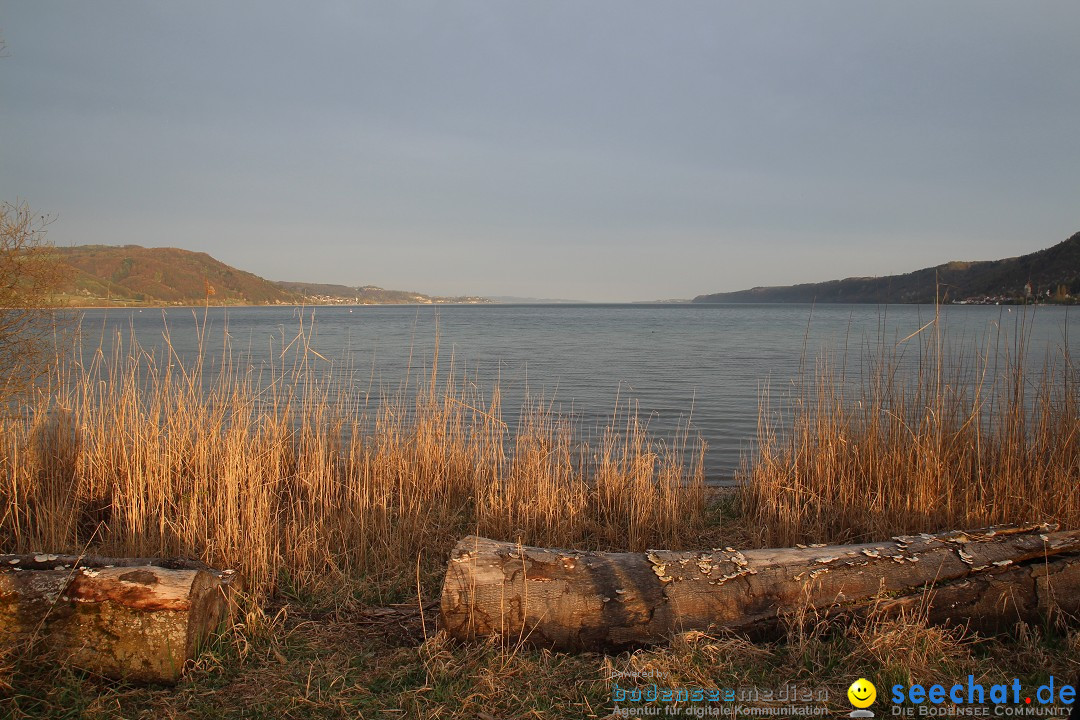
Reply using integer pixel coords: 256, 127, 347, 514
0, 554, 236, 683
440, 525, 1080, 651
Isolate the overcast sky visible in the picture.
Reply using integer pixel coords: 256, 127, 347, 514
1, 2, 1078, 301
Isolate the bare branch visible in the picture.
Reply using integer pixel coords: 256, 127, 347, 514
0, 201, 72, 404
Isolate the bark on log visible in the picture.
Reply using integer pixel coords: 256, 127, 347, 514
0, 554, 236, 683
440, 525, 1080, 651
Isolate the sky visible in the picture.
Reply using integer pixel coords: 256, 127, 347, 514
1, 2, 1079, 302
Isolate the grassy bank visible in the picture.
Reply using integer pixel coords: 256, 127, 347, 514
1, 312, 1077, 718
10, 607, 1076, 718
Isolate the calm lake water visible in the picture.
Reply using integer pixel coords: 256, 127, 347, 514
75, 303, 1079, 484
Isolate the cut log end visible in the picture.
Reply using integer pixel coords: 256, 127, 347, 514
0, 556, 237, 683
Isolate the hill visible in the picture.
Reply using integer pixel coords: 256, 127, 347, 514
53, 245, 298, 306
693, 231, 1080, 304
50, 245, 489, 306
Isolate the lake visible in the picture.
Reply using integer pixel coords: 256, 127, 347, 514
74, 303, 1079, 483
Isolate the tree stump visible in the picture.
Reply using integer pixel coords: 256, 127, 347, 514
0, 554, 236, 683
440, 525, 1080, 651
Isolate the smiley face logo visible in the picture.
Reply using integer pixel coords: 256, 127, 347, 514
847, 678, 877, 709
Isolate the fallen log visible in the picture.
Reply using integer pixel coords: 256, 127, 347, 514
440, 524, 1080, 651
0, 553, 236, 683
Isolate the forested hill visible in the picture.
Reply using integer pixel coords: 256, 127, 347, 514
54, 245, 296, 305
692, 231, 1080, 304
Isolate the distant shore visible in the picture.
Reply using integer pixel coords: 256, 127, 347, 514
56, 299, 496, 310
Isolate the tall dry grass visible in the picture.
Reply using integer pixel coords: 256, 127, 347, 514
742, 307, 1080, 546
6, 303, 1075, 610
0, 313, 706, 603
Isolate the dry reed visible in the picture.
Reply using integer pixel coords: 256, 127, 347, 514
0, 312, 706, 603
741, 307, 1080, 546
